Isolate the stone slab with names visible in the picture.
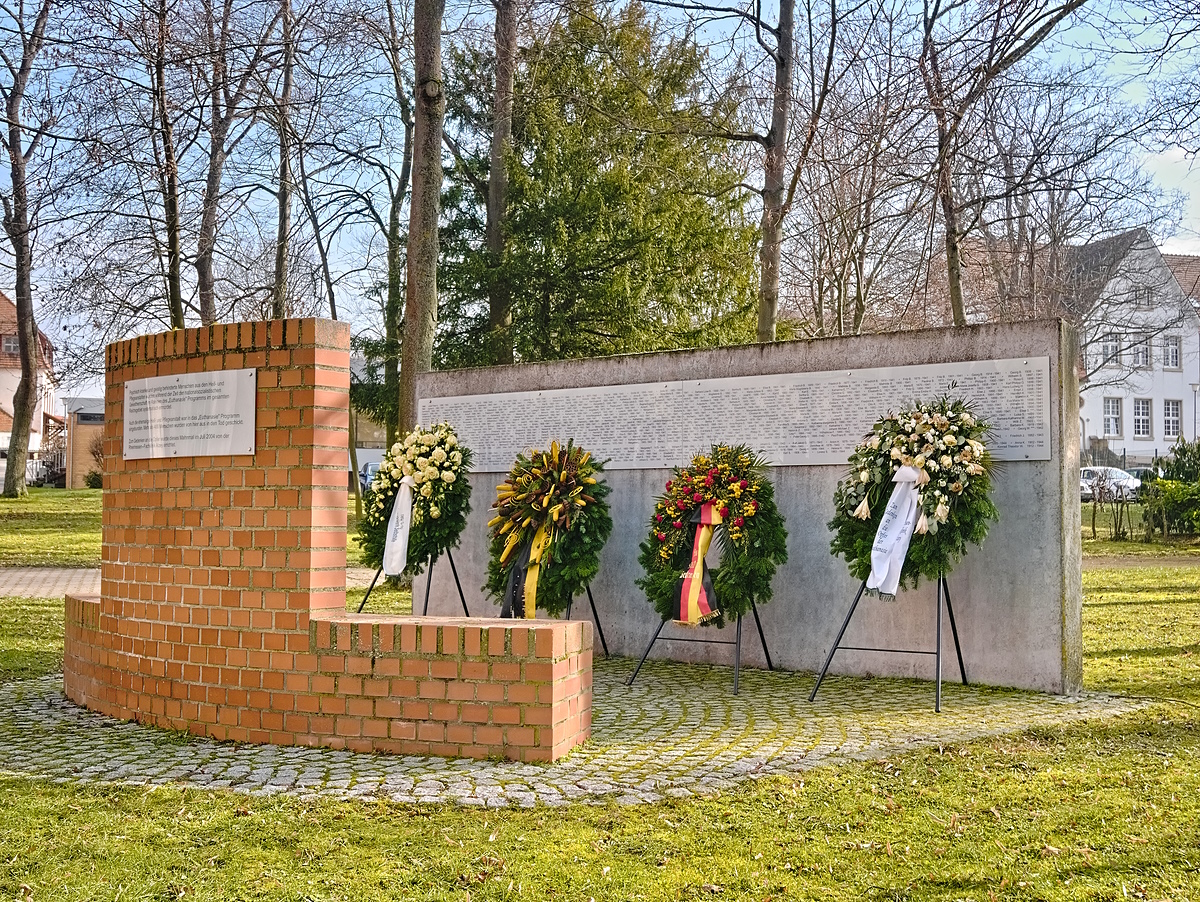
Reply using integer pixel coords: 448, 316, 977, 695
418, 357, 1051, 472
123, 368, 257, 460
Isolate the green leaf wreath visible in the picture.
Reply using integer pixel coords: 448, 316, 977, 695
637, 444, 788, 626
358, 422, 473, 576
829, 397, 998, 589
484, 440, 612, 617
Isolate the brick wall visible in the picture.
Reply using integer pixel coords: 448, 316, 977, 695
62, 318, 593, 762
66, 418, 103, 489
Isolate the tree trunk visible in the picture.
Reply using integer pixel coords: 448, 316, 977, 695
400, 0, 446, 432
2, 184, 37, 499
385, 192, 403, 447
2, 0, 52, 498
196, 138, 227, 326
486, 0, 518, 365
756, 0, 792, 343
271, 0, 293, 320
155, 0, 185, 329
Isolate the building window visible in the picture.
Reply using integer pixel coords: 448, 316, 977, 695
1, 335, 17, 354
1132, 338, 1151, 368
1164, 335, 1182, 370
1165, 400, 1182, 439
1101, 333, 1121, 365
1133, 399, 1152, 438
1103, 398, 1122, 436
1134, 286, 1154, 307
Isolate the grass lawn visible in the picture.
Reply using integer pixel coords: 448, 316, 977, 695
0, 488, 102, 567
0, 563, 1197, 900
1, 491, 1197, 899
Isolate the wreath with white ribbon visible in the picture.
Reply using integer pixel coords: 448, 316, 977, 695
358, 422, 473, 577
829, 398, 997, 597
637, 445, 788, 626
484, 441, 612, 618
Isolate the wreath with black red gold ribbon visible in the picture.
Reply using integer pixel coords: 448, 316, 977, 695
637, 445, 787, 626
484, 440, 612, 618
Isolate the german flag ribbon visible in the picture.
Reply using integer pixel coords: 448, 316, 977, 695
674, 501, 723, 626
521, 524, 550, 619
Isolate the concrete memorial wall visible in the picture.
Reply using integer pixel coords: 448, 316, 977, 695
416, 319, 1083, 694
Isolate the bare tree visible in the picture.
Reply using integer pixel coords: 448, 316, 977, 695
270, 0, 294, 318
1, 0, 60, 497
917, 0, 1089, 327
399, 0, 445, 431
183, 0, 283, 324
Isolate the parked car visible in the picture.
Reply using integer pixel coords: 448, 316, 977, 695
358, 461, 381, 494
1080, 478, 1094, 503
1126, 466, 1160, 485
1080, 466, 1141, 501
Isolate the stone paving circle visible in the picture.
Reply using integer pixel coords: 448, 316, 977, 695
0, 657, 1142, 808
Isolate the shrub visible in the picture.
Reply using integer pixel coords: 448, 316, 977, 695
1141, 478, 1200, 537
84, 470, 103, 490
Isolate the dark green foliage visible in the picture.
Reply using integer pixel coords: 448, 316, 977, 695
637, 446, 788, 625
349, 333, 399, 436
438, 1, 760, 368
1156, 437, 1200, 483
1140, 478, 1200, 536
84, 471, 102, 489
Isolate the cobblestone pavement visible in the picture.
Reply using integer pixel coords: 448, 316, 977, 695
0, 568, 100, 597
0, 660, 1143, 807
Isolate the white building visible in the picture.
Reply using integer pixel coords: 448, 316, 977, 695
1069, 230, 1200, 465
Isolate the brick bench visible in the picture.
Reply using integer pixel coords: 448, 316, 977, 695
65, 595, 592, 762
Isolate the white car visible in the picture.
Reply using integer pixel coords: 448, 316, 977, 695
1080, 466, 1141, 501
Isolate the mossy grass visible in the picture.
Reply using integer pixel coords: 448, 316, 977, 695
0, 561, 1197, 899
0, 488, 101, 567
2, 490, 1198, 900
0, 595, 64, 681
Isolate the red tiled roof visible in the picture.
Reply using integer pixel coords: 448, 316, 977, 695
1163, 253, 1200, 303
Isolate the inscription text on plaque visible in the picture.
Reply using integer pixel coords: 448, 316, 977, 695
418, 357, 1052, 472
123, 369, 257, 460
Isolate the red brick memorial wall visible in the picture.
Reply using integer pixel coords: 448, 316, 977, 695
63, 319, 591, 762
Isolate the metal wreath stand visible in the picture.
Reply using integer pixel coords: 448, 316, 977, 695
357, 549, 471, 616
808, 573, 967, 712
497, 540, 610, 657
